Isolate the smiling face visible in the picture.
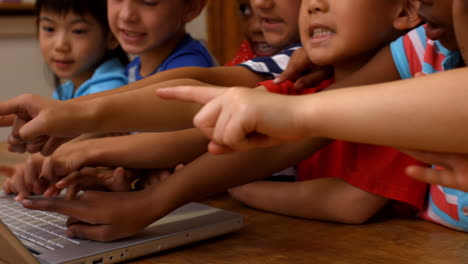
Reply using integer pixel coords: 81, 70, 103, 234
250, 0, 302, 48
418, 0, 457, 50
38, 10, 110, 87
107, 0, 188, 56
238, 0, 283, 56
299, 0, 403, 72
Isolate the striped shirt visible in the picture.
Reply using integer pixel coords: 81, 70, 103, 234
391, 25, 465, 230
239, 44, 301, 78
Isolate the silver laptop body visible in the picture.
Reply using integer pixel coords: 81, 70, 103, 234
0, 194, 243, 264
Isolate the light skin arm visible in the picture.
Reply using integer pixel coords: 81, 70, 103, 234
158, 67, 468, 154
68, 66, 267, 102
229, 178, 388, 224
41, 129, 208, 182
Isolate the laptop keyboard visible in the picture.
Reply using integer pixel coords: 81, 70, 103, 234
0, 197, 81, 251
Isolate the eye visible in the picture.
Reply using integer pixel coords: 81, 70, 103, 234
239, 4, 252, 17
72, 28, 88, 35
41, 26, 55, 33
142, 0, 159, 6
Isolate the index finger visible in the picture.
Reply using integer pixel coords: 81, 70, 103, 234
0, 115, 15, 127
156, 86, 226, 105
21, 196, 98, 224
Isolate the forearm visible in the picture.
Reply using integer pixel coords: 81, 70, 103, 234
78, 79, 210, 133
235, 178, 387, 224
151, 138, 331, 213
83, 129, 208, 169
302, 67, 468, 153
70, 66, 266, 102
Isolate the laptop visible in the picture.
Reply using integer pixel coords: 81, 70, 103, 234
0, 192, 243, 264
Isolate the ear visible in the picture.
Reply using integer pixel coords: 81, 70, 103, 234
182, 0, 208, 24
393, 0, 422, 31
106, 32, 119, 51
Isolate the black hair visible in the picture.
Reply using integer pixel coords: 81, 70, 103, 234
35, 0, 129, 91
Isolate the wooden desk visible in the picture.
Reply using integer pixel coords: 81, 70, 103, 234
0, 144, 467, 263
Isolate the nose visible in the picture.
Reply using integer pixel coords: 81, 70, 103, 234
247, 13, 264, 38
251, 0, 274, 10
306, 0, 328, 14
54, 31, 71, 53
119, 0, 138, 23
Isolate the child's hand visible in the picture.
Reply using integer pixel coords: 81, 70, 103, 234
273, 47, 333, 89
1, 154, 56, 201
58, 167, 136, 200
0, 94, 82, 155
157, 86, 308, 154
21, 189, 158, 242
402, 149, 468, 191
39, 139, 98, 183
453, 0, 468, 63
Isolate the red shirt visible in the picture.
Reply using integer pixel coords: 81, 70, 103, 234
225, 40, 256, 66
260, 80, 428, 211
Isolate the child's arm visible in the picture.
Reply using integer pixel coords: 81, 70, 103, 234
158, 67, 468, 154
21, 138, 329, 242
41, 129, 208, 183
69, 66, 268, 102
0, 78, 213, 155
229, 178, 387, 224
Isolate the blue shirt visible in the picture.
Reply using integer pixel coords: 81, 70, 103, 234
239, 44, 302, 78
53, 58, 128, 101
126, 34, 215, 82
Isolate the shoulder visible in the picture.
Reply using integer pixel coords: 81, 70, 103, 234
76, 59, 128, 97
161, 34, 216, 69
239, 44, 302, 77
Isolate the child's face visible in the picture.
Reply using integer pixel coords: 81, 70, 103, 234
418, 0, 457, 50
38, 10, 111, 87
250, 0, 302, 48
108, 0, 188, 55
299, 0, 403, 67
238, 0, 283, 57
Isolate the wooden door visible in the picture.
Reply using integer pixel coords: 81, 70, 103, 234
206, 0, 243, 65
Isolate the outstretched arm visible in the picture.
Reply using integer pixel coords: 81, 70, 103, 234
22, 138, 330, 242
158, 67, 468, 154
41, 129, 208, 182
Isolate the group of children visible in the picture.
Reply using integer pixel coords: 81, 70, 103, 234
0, 0, 467, 243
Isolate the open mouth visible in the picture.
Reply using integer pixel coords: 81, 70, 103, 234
120, 28, 146, 41
308, 27, 335, 42
251, 41, 278, 57
424, 21, 447, 41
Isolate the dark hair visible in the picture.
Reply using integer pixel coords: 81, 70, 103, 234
35, 0, 129, 91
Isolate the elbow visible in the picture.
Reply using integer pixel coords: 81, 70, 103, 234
335, 197, 389, 225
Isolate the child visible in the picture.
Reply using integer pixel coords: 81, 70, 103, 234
1, 0, 429, 242
225, 0, 283, 66
160, 0, 468, 231
109, 0, 215, 83
2, 0, 302, 198
1, 0, 129, 200
161, 0, 428, 221
38, 0, 128, 100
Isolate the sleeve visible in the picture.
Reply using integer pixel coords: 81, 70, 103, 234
83, 79, 127, 96
298, 142, 429, 210
162, 52, 215, 70
390, 25, 427, 79
239, 44, 302, 77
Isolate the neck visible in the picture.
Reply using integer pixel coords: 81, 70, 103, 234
332, 52, 376, 82
139, 30, 186, 77
70, 69, 94, 90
